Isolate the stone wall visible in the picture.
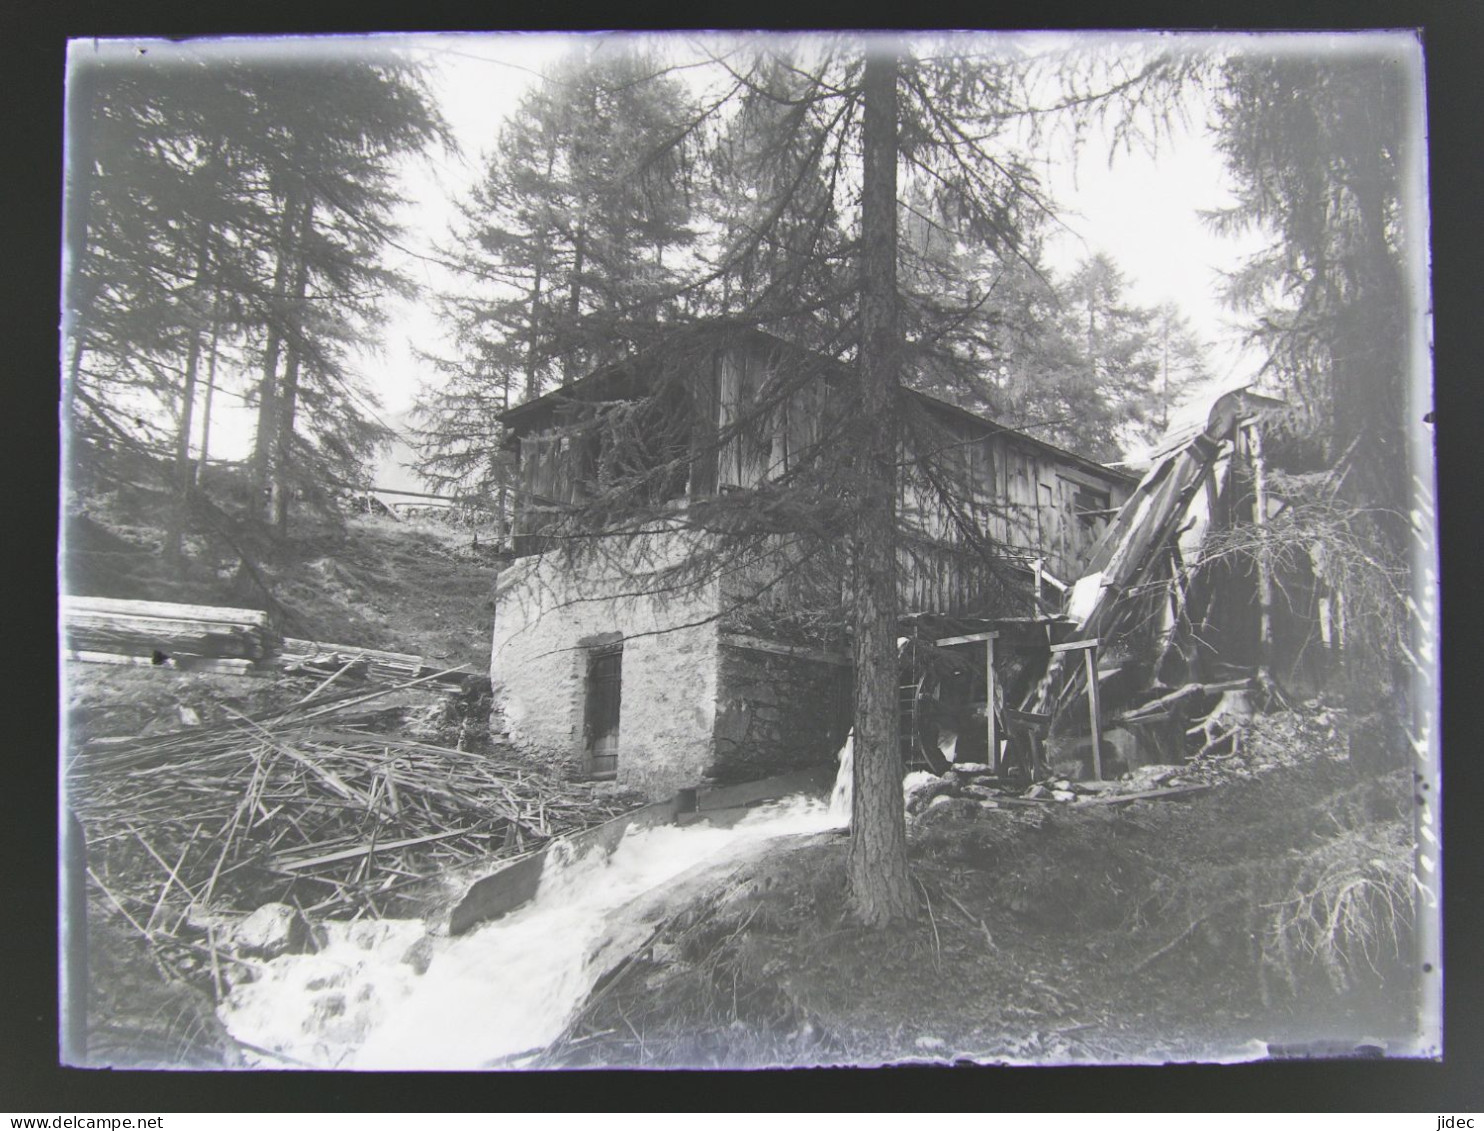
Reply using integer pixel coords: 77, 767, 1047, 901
490, 536, 722, 799
712, 637, 853, 783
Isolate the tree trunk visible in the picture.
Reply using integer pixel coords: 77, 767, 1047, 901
847, 48, 915, 927
196, 306, 223, 487
252, 194, 298, 512
164, 225, 213, 571
162, 327, 203, 570
565, 221, 585, 382
269, 193, 314, 531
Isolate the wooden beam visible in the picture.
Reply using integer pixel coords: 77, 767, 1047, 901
1048, 638, 1101, 653
719, 632, 851, 667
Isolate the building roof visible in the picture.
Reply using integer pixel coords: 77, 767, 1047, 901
501, 326, 1138, 487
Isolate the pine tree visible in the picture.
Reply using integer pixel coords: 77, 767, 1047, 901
63, 42, 449, 543
416, 44, 699, 514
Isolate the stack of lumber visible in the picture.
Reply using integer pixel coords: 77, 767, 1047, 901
62, 596, 272, 674
67, 675, 639, 936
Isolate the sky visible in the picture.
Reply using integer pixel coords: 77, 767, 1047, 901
110, 31, 1274, 462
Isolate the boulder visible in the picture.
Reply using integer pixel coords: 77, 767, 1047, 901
230, 902, 315, 960
905, 774, 957, 815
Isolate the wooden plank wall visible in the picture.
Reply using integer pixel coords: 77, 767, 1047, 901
512, 338, 1126, 598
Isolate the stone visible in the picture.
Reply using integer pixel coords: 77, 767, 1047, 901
1051, 789, 1077, 802
230, 902, 314, 960
1072, 779, 1121, 793
905, 774, 957, 815
1126, 764, 1181, 787
400, 935, 436, 976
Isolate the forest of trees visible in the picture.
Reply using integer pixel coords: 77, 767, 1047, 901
62, 34, 1424, 925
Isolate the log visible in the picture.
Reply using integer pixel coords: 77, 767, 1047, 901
65, 621, 267, 660
66, 650, 258, 675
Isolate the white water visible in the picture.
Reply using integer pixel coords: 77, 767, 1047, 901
219, 763, 853, 1071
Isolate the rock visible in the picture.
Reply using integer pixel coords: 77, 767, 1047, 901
400, 935, 436, 976
976, 799, 1001, 811
1072, 780, 1121, 793
230, 902, 314, 960
1126, 764, 1181, 787
917, 796, 984, 825
178, 705, 201, 727
959, 784, 999, 801
1051, 789, 1077, 802
951, 763, 992, 775
650, 942, 683, 966
904, 773, 956, 815
1024, 784, 1049, 800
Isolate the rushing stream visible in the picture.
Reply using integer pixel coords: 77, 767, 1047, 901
219, 749, 855, 1070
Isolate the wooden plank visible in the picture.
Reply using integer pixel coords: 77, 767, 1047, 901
279, 639, 424, 666
446, 796, 681, 935
1049, 638, 1101, 653
273, 828, 474, 872
62, 595, 270, 627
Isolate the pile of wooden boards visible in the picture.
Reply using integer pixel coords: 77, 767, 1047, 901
62, 595, 272, 675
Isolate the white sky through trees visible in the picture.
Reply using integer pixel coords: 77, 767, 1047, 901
79, 31, 1275, 463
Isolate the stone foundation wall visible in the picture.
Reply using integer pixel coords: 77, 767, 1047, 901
490, 537, 721, 799
712, 639, 853, 783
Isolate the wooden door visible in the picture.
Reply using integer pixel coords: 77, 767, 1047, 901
585, 648, 623, 778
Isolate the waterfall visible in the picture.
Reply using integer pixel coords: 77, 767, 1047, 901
218, 792, 841, 1070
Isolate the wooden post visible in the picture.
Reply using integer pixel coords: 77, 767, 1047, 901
1084, 645, 1104, 781
934, 631, 1000, 770
1049, 638, 1104, 781
985, 635, 998, 771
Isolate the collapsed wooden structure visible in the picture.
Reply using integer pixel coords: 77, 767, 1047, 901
1004, 386, 1310, 778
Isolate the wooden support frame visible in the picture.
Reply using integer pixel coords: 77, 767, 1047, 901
1046, 637, 1104, 780
935, 631, 1000, 771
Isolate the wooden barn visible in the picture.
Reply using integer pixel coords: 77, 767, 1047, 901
488, 329, 1137, 798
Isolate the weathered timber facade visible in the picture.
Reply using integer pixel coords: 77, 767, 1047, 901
490, 330, 1136, 797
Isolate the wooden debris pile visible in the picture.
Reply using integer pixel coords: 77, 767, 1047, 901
68, 674, 639, 945
62, 596, 272, 675
279, 637, 476, 690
